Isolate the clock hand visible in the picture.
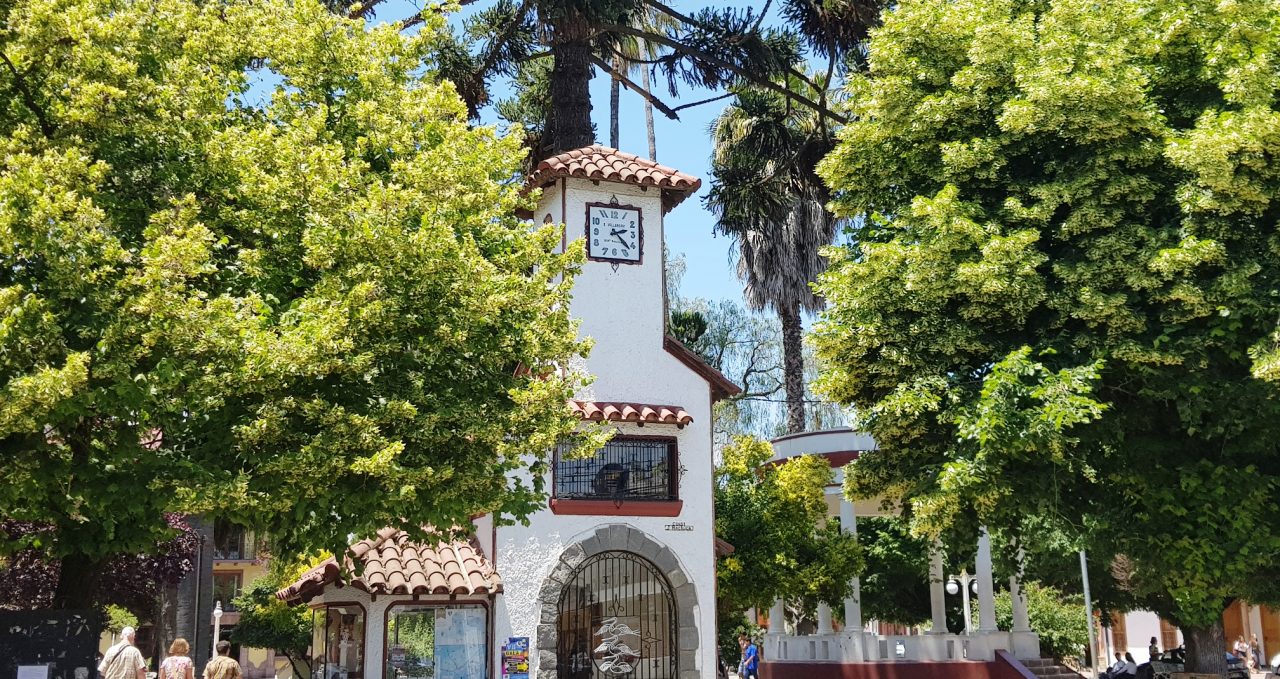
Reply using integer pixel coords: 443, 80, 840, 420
609, 228, 626, 237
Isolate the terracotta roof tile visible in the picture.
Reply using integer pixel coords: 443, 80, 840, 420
276, 529, 501, 604
527, 145, 702, 213
568, 400, 694, 426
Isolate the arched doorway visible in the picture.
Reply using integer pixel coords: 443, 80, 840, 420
556, 551, 678, 679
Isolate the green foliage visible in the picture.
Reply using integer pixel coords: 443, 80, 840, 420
104, 605, 138, 635
715, 436, 862, 617
0, 0, 590, 603
813, 0, 1280, 652
993, 583, 1088, 662
855, 516, 933, 626
230, 576, 310, 661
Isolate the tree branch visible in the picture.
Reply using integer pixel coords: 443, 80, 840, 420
392, 0, 481, 30
597, 23, 850, 125
589, 54, 681, 121
670, 91, 735, 113
473, 0, 535, 78
0, 51, 55, 138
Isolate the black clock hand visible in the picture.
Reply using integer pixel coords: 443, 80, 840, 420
609, 228, 626, 237
612, 236, 629, 248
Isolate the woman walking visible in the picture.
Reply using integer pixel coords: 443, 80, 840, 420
158, 639, 194, 679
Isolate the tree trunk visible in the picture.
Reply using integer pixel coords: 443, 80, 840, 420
51, 554, 104, 609
1184, 618, 1228, 675
609, 55, 621, 148
547, 12, 595, 157
641, 50, 656, 161
779, 302, 806, 434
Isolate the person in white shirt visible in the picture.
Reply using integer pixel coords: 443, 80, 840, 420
98, 626, 146, 679
1123, 652, 1139, 675
1103, 651, 1127, 678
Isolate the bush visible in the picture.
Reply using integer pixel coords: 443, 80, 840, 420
994, 582, 1088, 661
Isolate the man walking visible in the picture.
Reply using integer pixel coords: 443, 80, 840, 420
743, 636, 760, 679
98, 627, 146, 679
202, 641, 242, 679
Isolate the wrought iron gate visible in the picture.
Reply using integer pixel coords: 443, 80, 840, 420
556, 551, 678, 679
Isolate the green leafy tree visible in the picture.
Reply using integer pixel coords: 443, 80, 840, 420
993, 583, 1089, 663
230, 569, 313, 678
812, 0, 1280, 672
715, 436, 862, 631
1, 0, 591, 608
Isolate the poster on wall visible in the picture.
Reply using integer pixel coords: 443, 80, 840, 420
434, 608, 487, 679
501, 637, 530, 679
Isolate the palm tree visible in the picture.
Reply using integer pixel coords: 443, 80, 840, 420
350, 0, 859, 161
604, 9, 679, 159
706, 75, 841, 434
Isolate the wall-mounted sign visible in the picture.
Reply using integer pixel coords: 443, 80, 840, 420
664, 522, 694, 532
502, 637, 530, 679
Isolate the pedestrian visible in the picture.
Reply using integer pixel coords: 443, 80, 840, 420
98, 627, 146, 679
158, 639, 194, 679
742, 636, 760, 679
736, 633, 749, 678
1123, 652, 1139, 676
203, 641, 242, 679
1235, 635, 1250, 661
1249, 634, 1262, 670
1101, 651, 1126, 679
1148, 636, 1160, 661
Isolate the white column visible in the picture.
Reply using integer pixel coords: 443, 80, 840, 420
769, 599, 786, 635
817, 603, 834, 635
1010, 575, 1031, 632
1249, 605, 1266, 660
746, 607, 757, 625
839, 499, 863, 632
928, 539, 949, 634
975, 526, 998, 632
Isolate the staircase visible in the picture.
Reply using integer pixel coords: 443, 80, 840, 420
1020, 658, 1087, 679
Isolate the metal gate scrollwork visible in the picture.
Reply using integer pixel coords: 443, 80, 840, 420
556, 551, 678, 679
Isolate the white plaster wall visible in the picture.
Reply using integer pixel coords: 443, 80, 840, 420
501, 178, 719, 677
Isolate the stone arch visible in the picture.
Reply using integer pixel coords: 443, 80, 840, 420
534, 524, 699, 679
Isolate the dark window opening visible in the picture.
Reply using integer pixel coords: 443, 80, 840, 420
212, 573, 242, 612
213, 519, 255, 561
555, 438, 677, 501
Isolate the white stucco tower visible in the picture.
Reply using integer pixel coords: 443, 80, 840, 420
489, 145, 740, 679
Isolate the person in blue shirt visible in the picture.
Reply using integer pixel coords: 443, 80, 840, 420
743, 637, 760, 679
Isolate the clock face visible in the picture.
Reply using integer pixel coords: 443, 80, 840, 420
586, 202, 642, 264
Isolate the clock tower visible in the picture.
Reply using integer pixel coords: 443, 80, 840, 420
525, 144, 735, 406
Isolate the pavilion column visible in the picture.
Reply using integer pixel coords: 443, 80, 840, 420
1010, 576, 1031, 633
840, 498, 863, 633
975, 526, 998, 632
929, 539, 949, 634
817, 603, 834, 635
769, 599, 786, 635
1011, 547, 1031, 633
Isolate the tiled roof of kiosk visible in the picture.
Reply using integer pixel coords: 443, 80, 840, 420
568, 400, 694, 426
276, 528, 501, 604
526, 145, 701, 212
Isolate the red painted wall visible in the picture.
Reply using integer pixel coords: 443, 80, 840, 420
760, 661, 999, 679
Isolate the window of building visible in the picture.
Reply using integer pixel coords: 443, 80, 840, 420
385, 604, 488, 679
212, 573, 242, 612
213, 519, 256, 561
554, 437, 678, 501
312, 604, 366, 679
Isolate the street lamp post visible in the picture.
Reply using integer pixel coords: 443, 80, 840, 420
945, 572, 979, 635
212, 600, 223, 658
